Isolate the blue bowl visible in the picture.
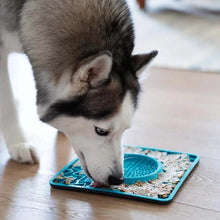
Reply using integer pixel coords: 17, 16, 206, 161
124, 154, 163, 184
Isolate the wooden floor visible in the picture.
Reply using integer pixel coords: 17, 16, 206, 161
0, 66, 220, 219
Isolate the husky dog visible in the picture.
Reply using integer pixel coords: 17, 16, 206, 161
0, 0, 157, 186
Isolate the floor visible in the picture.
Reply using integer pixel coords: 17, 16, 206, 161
0, 65, 220, 219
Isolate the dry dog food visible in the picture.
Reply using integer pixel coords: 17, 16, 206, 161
112, 146, 191, 198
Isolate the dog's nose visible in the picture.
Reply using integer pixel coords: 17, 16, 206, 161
108, 175, 124, 185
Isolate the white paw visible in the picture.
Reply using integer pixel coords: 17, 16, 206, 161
8, 143, 39, 164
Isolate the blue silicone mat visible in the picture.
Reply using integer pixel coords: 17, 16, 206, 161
123, 154, 163, 184
49, 146, 200, 204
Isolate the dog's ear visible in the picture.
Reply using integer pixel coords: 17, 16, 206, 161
73, 51, 112, 89
131, 50, 158, 81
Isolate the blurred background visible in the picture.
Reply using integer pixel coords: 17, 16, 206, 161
130, 0, 220, 72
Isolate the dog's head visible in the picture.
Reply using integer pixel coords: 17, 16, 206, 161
38, 50, 157, 186
19, 0, 157, 185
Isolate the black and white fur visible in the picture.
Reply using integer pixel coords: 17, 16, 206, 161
0, 0, 157, 185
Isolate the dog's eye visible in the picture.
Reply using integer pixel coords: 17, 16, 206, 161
95, 127, 109, 136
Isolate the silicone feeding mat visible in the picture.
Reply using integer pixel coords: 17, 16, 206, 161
50, 146, 200, 204
123, 154, 163, 184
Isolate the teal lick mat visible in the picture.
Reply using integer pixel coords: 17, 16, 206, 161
49, 146, 200, 204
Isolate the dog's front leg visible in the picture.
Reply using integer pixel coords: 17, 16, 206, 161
0, 32, 38, 164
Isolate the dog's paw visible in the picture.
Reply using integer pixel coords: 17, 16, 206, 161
8, 143, 39, 164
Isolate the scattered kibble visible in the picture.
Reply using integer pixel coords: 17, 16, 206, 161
111, 147, 191, 198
